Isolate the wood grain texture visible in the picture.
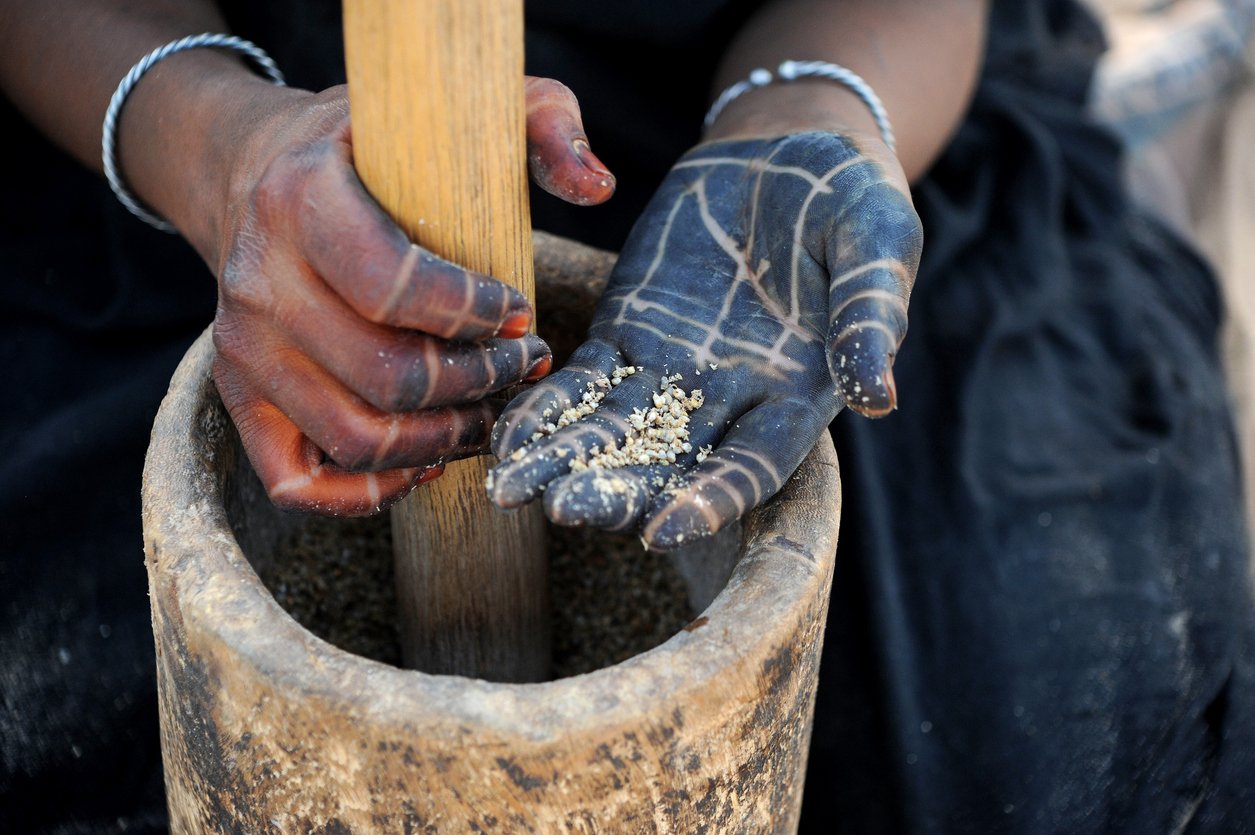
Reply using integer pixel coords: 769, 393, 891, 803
343, 0, 549, 680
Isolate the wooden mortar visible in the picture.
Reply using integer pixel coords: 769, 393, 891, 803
142, 232, 841, 833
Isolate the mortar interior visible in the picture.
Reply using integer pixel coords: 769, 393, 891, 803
221, 433, 741, 680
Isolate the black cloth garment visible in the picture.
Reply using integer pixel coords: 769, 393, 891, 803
0, 96, 215, 835
2, 0, 1252, 832
806, 3, 1255, 832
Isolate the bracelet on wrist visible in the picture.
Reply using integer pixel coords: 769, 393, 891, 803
704, 59, 896, 153
101, 33, 286, 233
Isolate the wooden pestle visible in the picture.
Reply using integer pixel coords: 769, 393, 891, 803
343, 0, 550, 680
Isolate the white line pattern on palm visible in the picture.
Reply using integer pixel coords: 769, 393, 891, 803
490, 132, 921, 548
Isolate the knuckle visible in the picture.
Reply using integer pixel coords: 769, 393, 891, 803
217, 234, 274, 312
348, 359, 410, 414
264, 483, 312, 514
526, 76, 576, 108
211, 314, 261, 367
834, 296, 908, 335
866, 191, 924, 260
378, 363, 432, 413
372, 385, 411, 415
307, 90, 351, 132
777, 395, 827, 428
210, 357, 253, 417
322, 415, 381, 471
492, 414, 537, 458
250, 152, 312, 231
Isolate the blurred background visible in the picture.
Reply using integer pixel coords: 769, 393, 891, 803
1086, 0, 1255, 533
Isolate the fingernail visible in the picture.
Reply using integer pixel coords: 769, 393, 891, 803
418, 465, 445, 484
883, 368, 898, 411
524, 355, 553, 382
498, 309, 532, 338
573, 137, 615, 182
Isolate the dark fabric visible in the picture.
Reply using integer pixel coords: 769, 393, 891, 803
0, 89, 212, 833
804, 2, 1255, 832
2, 0, 1252, 831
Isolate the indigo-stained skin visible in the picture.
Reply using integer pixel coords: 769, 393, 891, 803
490, 132, 923, 548
210, 79, 613, 517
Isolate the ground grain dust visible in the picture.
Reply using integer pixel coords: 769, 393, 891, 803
257, 514, 693, 678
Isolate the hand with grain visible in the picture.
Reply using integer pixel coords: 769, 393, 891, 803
489, 131, 921, 548
210, 78, 613, 515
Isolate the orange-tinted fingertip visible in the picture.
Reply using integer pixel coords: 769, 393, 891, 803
848, 368, 898, 418
573, 138, 612, 178
418, 465, 445, 484
497, 309, 533, 338
523, 355, 553, 382
573, 138, 616, 201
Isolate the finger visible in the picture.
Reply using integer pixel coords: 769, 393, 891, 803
826, 263, 909, 417
542, 465, 673, 532
288, 127, 533, 340
488, 368, 662, 507
825, 189, 920, 417
490, 340, 627, 458
525, 76, 616, 206
213, 357, 443, 515
326, 332, 550, 413
642, 397, 829, 550
278, 273, 551, 411
214, 327, 498, 471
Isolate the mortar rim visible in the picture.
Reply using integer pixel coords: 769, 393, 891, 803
142, 326, 840, 743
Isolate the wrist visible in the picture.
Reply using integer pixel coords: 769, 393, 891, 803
703, 81, 908, 192
708, 0, 989, 185
113, 45, 302, 258
704, 77, 881, 142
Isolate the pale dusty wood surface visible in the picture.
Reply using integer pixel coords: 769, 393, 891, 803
343, 0, 549, 679
141, 236, 842, 829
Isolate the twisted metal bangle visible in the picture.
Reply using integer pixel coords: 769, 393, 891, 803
703, 59, 896, 153
101, 33, 286, 233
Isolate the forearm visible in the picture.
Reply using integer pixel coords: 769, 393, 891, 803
0, 0, 307, 260
0, 1, 224, 168
707, 0, 989, 184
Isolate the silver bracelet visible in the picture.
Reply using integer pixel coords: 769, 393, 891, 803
703, 59, 896, 153
101, 33, 286, 233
